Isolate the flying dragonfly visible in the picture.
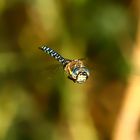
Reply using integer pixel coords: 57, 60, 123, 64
39, 45, 90, 84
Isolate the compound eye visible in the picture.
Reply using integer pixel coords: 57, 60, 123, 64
70, 67, 90, 83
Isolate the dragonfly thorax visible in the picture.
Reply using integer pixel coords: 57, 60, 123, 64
64, 59, 90, 84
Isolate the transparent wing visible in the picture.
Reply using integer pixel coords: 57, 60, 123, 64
26, 55, 65, 85
38, 63, 64, 81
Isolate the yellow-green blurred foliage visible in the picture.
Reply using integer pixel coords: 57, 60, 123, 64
0, 0, 138, 140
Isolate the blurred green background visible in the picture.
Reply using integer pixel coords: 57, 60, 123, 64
0, 0, 138, 140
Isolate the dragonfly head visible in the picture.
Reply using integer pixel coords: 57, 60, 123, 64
72, 67, 90, 84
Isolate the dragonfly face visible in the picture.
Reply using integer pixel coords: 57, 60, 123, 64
72, 67, 89, 83
64, 59, 90, 84
39, 46, 90, 84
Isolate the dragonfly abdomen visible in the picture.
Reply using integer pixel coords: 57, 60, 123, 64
39, 45, 68, 65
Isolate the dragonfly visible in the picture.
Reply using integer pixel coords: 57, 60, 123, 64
39, 45, 90, 84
